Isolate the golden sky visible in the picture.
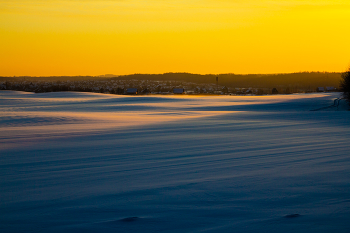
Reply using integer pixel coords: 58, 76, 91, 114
1, 0, 350, 76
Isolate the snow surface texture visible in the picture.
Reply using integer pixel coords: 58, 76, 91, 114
0, 91, 350, 233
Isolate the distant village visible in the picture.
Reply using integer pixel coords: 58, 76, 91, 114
0, 79, 338, 95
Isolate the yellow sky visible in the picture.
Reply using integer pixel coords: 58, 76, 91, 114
1, 0, 350, 76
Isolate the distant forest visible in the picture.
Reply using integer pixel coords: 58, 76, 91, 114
0, 72, 342, 89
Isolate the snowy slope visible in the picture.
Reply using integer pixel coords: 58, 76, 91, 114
0, 91, 350, 233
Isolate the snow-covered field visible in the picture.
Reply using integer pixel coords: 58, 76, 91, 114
1, 91, 350, 233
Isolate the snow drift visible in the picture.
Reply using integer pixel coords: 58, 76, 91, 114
0, 91, 349, 233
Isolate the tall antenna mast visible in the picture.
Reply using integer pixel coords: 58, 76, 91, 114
216, 76, 218, 92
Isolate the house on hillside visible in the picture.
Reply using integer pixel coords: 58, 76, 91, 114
317, 87, 325, 92
126, 88, 138, 94
173, 88, 185, 94
326, 86, 335, 92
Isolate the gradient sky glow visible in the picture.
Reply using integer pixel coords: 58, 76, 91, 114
1, 0, 350, 76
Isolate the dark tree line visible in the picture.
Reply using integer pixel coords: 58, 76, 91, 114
111, 72, 341, 89
340, 67, 350, 105
2, 72, 341, 90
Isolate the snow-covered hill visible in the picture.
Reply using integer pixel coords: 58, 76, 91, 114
1, 91, 349, 232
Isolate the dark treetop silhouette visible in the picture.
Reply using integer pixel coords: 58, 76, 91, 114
340, 68, 350, 105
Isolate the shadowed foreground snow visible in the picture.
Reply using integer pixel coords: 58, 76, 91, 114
1, 91, 350, 233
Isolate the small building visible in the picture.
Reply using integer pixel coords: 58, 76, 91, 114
316, 87, 325, 92
326, 86, 335, 92
126, 88, 138, 94
173, 88, 185, 94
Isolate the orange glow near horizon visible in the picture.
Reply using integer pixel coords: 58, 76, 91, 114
1, 0, 350, 76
